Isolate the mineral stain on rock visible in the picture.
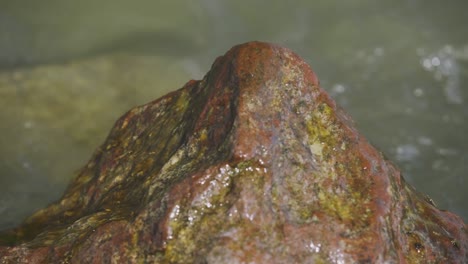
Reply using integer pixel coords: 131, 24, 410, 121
0, 42, 466, 263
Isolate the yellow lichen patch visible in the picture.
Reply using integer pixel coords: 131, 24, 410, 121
304, 102, 341, 180
305, 103, 339, 155
317, 189, 353, 221
163, 160, 268, 263
174, 90, 190, 112
280, 169, 321, 224
316, 182, 371, 225
199, 128, 208, 142
163, 166, 237, 262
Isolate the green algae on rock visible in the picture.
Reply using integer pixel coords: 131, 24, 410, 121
0, 42, 466, 263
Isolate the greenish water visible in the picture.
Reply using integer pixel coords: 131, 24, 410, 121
0, 0, 467, 230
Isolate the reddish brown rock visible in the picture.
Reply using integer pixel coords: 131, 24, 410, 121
0, 42, 466, 263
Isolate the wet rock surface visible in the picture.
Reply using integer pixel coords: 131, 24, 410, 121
0, 42, 466, 263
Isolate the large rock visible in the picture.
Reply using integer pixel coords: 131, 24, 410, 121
0, 42, 466, 263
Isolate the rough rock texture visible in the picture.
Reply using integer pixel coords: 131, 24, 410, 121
0, 42, 466, 263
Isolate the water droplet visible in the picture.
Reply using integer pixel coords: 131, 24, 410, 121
23, 120, 33, 129
417, 136, 432, 146
395, 144, 420, 161
307, 241, 321, 253
431, 57, 441, 66
413, 88, 424, 97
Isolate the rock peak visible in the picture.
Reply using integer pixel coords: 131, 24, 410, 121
1, 42, 466, 263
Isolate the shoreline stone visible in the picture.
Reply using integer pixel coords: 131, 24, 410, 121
0, 42, 466, 263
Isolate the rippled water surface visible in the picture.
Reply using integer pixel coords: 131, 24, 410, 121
0, 0, 467, 230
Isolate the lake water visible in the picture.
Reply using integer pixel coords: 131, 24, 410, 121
0, 0, 466, 230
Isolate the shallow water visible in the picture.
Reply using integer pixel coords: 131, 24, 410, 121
0, 0, 466, 230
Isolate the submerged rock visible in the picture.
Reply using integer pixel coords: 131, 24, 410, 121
0, 42, 466, 263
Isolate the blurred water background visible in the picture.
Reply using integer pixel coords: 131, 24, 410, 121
0, 0, 467, 230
